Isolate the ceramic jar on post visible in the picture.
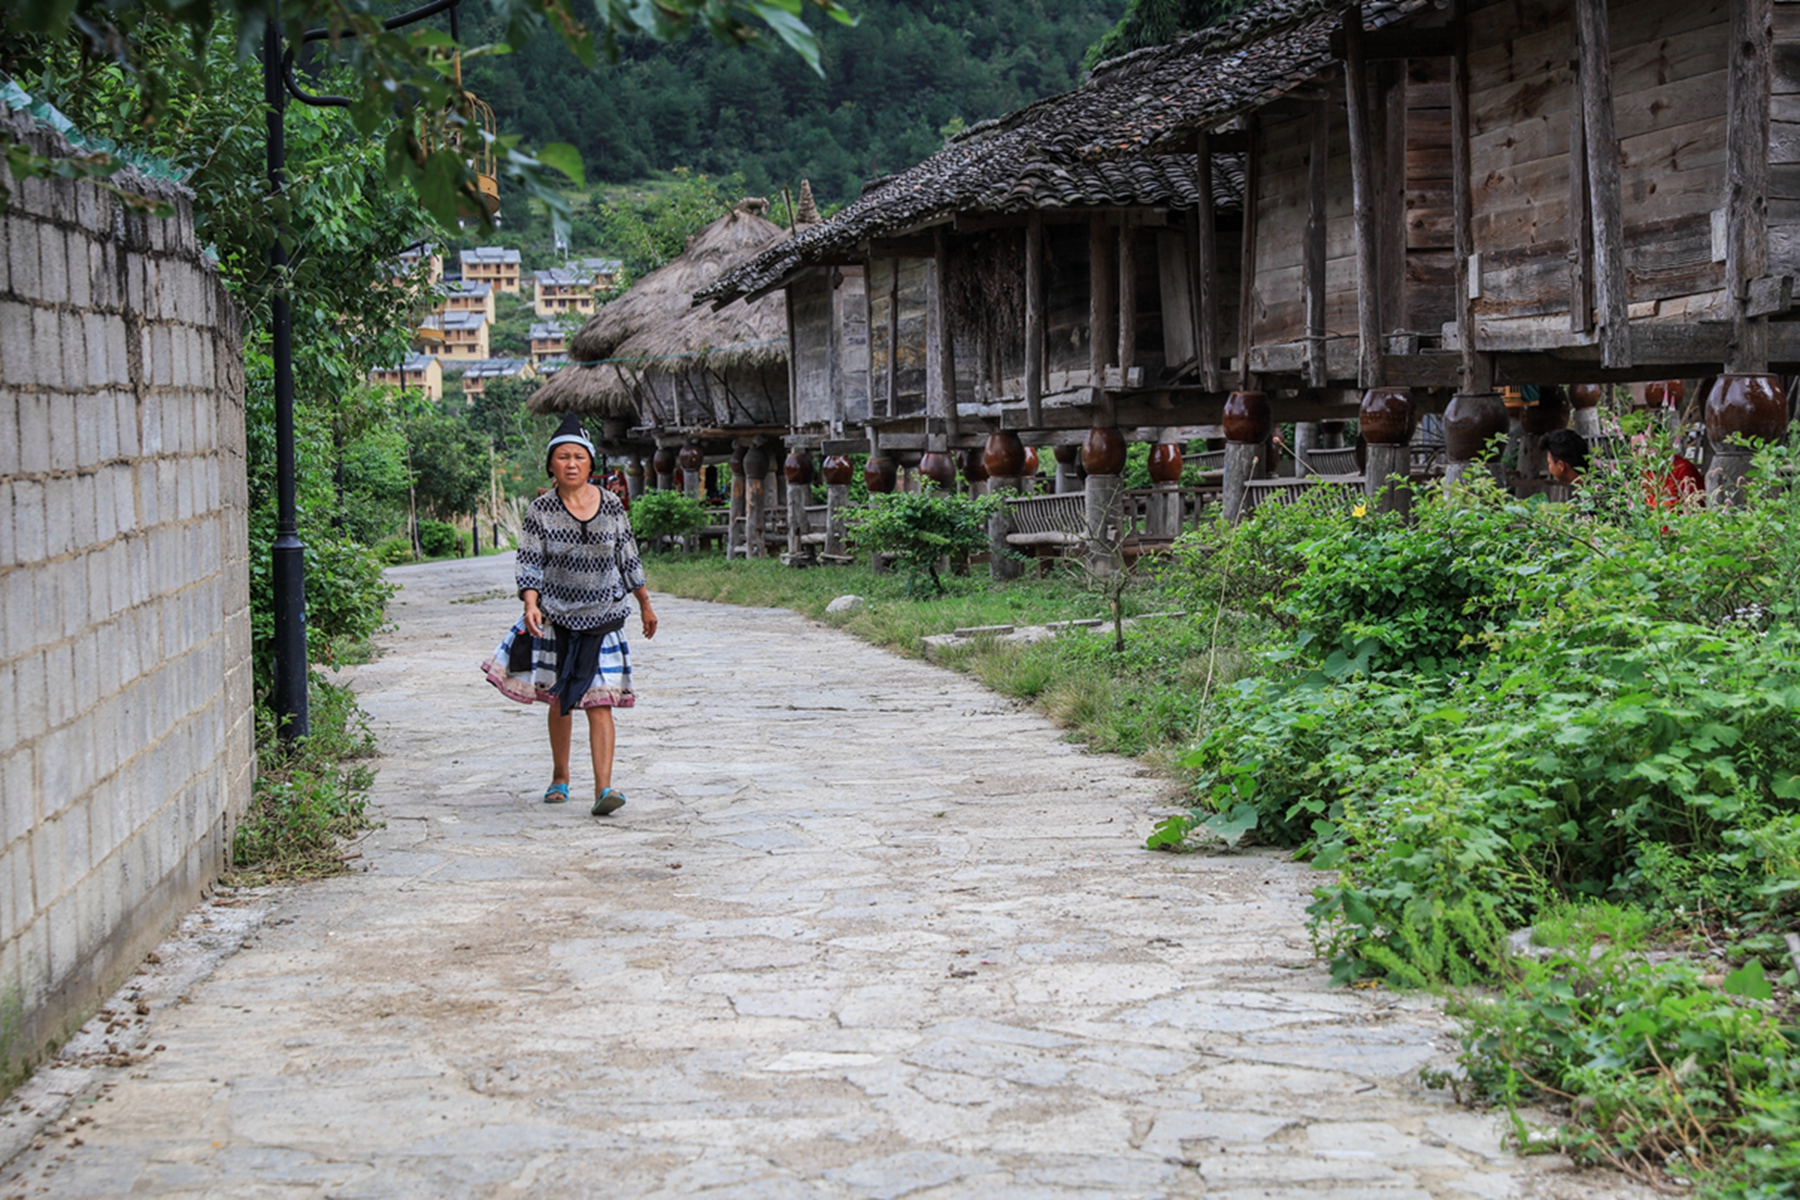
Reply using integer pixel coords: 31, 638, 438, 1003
678, 443, 704, 497
1052, 443, 1081, 493
742, 442, 769, 559
1359, 387, 1415, 515
1146, 441, 1184, 539
1220, 391, 1270, 523
1442, 392, 1509, 492
652, 445, 678, 490
918, 449, 957, 491
1705, 374, 1788, 504
960, 447, 990, 493
863, 454, 898, 494
1569, 384, 1604, 438
982, 432, 1027, 581
1081, 426, 1127, 571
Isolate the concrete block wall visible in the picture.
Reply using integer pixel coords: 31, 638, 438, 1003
0, 106, 252, 1081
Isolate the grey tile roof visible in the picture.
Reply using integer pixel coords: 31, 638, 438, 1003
530, 323, 569, 341
461, 246, 522, 265
701, 0, 1433, 305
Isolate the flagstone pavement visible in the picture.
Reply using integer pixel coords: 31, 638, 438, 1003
0, 553, 1653, 1199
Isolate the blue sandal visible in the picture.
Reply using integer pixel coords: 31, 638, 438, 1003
592, 788, 627, 816
543, 782, 571, 804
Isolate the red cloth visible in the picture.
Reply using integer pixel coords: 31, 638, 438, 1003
1643, 455, 1702, 527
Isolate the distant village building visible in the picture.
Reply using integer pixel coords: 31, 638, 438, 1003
530, 322, 570, 363
394, 242, 443, 285
370, 354, 444, 401
533, 267, 597, 317
439, 279, 495, 322
578, 257, 622, 287
458, 358, 536, 399
420, 309, 490, 361
460, 246, 522, 294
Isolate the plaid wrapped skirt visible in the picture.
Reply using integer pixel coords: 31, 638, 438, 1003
481, 618, 636, 709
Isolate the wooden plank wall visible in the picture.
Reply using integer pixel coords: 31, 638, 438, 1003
1769, 0, 1800, 274
789, 272, 836, 426
1251, 97, 1359, 350
866, 257, 929, 416
834, 266, 870, 422
1467, 0, 1728, 338
1044, 224, 1093, 389
1402, 58, 1458, 334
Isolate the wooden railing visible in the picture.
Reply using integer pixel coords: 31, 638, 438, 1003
1002, 492, 1087, 548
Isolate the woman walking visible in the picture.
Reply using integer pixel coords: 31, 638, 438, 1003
482, 414, 658, 815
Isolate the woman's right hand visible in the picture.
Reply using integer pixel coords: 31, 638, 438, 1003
523, 594, 545, 638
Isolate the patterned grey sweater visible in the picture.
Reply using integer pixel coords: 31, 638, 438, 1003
516, 488, 646, 631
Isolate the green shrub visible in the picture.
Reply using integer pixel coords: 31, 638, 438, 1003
372, 535, 414, 565
843, 489, 998, 595
417, 520, 462, 557
630, 490, 708, 545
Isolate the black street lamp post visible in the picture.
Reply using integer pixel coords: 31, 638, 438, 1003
261, 0, 464, 740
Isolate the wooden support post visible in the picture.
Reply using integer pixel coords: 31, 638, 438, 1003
1118, 217, 1138, 385
786, 482, 810, 561
1575, 0, 1630, 367
743, 444, 767, 560
1568, 34, 1595, 334
1365, 443, 1413, 516
931, 226, 959, 443
988, 482, 1023, 581
1306, 99, 1330, 388
1089, 215, 1117, 422
784, 288, 800, 429
885, 257, 900, 417
825, 482, 849, 558
1292, 421, 1319, 477
1379, 63, 1408, 343
1727, 0, 1773, 373
1083, 471, 1124, 575
1343, 10, 1384, 389
1193, 132, 1222, 392
1221, 442, 1262, 523
1238, 115, 1261, 390
1449, 0, 1491, 391
1025, 213, 1045, 426
625, 454, 645, 501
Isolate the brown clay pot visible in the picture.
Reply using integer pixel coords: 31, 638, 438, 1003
1023, 445, 1040, 476
1222, 391, 1273, 444
1053, 444, 1080, 466
821, 454, 855, 486
1358, 387, 1415, 446
863, 454, 897, 494
960, 447, 989, 484
652, 446, 679, 476
677, 443, 705, 472
918, 449, 957, 490
1082, 426, 1127, 475
1705, 373, 1789, 445
1570, 383, 1603, 411
1442, 392, 1510, 462
1148, 442, 1184, 483
1519, 385, 1570, 436
1645, 379, 1686, 410
982, 431, 1026, 480
783, 451, 814, 486
742, 444, 768, 479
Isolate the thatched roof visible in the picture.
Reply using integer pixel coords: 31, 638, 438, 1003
700, 0, 1434, 306
529, 199, 791, 418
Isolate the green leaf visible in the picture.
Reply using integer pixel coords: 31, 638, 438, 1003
536, 142, 586, 187
744, 1, 824, 72
1200, 803, 1259, 848
1722, 960, 1773, 1001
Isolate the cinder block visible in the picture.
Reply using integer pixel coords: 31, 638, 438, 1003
15, 391, 48, 471
149, 325, 172, 388
11, 477, 45, 564
59, 792, 89, 877
46, 893, 76, 981
32, 820, 63, 910
0, 481, 12, 569
125, 536, 149, 608
133, 461, 158, 529
31, 305, 63, 392
40, 641, 73, 731
0, 659, 14, 752
0, 391, 18, 476
0, 746, 33, 850
0, 301, 33, 389
35, 228, 66, 306
89, 239, 114, 309
107, 319, 130, 388
10, 651, 46, 744
70, 474, 97, 551
176, 461, 194, 521
92, 471, 117, 548
114, 389, 138, 460
71, 393, 99, 474
6, 224, 39, 304
90, 389, 119, 464
138, 390, 161, 455
65, 234, 91, 310
157, 461, 178, 531
123, 252, 144, 313
42, 475, 73, 557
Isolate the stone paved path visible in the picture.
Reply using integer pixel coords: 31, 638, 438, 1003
0, 555, 1651, 1199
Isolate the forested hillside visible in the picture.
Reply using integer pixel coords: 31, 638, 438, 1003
463, 0, 1121, 206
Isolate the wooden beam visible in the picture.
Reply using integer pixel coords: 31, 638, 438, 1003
1193, 132, 1222, 392
784, 287, 799, 430
1568, 30, 1595, 335
1576, 0, 1629, 368
1379, 62, 1407, 342
1726, 0, 1773, 372
885, 257, 899, 418
1305, 98, 1330, 388
1342, 10, 1384, 389
1118, 217, 1138, 383
1237, 114, 1261, 390
1089, 214, 1116, 420
929, 226, 959, 443
1449, 0, 1490, 391
1329, 26, 1454, 60
1025, 213, 1044, 426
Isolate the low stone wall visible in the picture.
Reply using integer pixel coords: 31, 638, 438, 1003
0, 105, 252, 1082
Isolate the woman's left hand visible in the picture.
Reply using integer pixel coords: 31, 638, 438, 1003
641, 606, 658, 639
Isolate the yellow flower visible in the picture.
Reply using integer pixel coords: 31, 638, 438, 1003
1351, 501, 1368, 518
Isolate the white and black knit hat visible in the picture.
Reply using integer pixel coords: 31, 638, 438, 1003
544, 413, 595, 473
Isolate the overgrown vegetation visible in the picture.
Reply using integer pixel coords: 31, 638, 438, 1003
228, 676, 379, 884
843, 489, 998, 594
631, 490, 709, 547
